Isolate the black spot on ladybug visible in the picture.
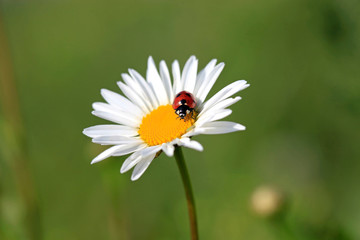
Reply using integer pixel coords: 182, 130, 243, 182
176, 93, 181, 98
185, 93, 191, 97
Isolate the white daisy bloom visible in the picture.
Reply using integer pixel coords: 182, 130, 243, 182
83, 56, 250, 181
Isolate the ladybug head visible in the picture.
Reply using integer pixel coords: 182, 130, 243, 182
175, 105, 192, 120
179, 112, 186, 118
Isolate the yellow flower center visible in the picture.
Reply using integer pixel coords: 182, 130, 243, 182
138, 104, 196, 146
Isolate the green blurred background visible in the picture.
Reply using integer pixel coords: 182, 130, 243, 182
1, 0, 359, 239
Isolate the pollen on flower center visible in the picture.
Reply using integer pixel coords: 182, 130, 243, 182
138, 104, 196, 146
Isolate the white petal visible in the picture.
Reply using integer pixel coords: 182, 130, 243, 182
117, 81, 151, 114
120, 143, 159, 173
127, 70, 159, 109
195, 109, 232, 127
159, 60, 174, 103
92, 136, 142, 145
83, 125, 138, 138
120, 152, 142, 173
131, 153, 156, 181
196, 63, 225, 103
141, 145, 162, 157
182, 128, 206, 137
198, 96, 241, 118
147, 56, 168, 105
91, 145, 123, 164
121, 73, 157, 109
182, 56, 198, 93
91, 102, 111, 112
206, 109, 232, 122
162, 143, 175, 157
121, 73, 140, 92
92, 110, 139, 128
100, 89, 144, 117
196, 121, 246, 135
182, 129, 196, 137
193, 59, 217, 96
178, 138, 204, 151
112, 143, 147, 157
92, 102, 141, 122
200, 80, 249, 112
172, 60, 182, 95
121, 73, 156, 110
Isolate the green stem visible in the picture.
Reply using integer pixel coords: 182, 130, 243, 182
174, 147, 199, 240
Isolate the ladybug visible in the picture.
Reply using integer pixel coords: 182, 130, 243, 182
172, 91, 197, 120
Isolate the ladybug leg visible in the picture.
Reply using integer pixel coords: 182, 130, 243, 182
190, 109, 195, 119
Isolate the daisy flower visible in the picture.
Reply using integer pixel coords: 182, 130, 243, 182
83, 56, 249, 181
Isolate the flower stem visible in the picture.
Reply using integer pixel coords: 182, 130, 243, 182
174, 146, 199, 240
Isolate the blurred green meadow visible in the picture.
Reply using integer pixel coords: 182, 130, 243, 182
1, 0, 360, 239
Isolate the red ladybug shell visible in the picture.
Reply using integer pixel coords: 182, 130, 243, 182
172, 91, 196, 109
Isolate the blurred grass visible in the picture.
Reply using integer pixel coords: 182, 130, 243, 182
0, 0, 360, 239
